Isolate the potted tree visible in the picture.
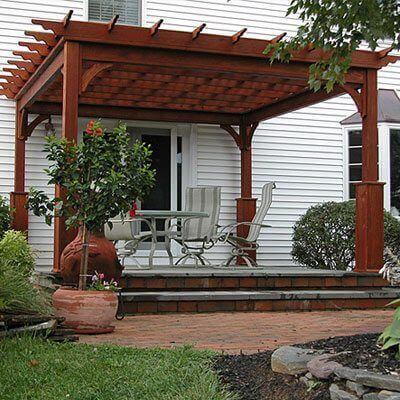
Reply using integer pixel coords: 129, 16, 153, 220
27, 120, 155, 333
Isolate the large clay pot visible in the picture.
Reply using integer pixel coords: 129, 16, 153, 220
53, 287, 118, 334
60, 228, 123, 285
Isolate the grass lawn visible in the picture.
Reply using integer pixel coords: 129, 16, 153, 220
0, 336, 235, 400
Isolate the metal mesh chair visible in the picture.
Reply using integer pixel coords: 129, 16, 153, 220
174, 186, 221, 266
219, 182, 275, 268
105, 215, 152, 269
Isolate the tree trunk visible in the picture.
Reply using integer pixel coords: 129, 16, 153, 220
78, 226, 91, 290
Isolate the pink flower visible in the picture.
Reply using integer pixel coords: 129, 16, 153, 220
99, 273, 105, 280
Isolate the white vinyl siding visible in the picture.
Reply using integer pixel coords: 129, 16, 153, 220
0, 0, 86, 271
2, 0, 400, 270
88, 0, 141, 25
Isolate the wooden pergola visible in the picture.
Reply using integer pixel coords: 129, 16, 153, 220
1, 14, 398, 272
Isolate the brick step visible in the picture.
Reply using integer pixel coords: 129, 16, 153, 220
120, 273, 390, 291
121, 288, 400, 314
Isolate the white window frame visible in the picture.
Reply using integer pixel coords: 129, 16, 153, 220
343, 122, 400, 212
84, 0, 146, 26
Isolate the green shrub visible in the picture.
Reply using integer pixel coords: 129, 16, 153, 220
0, 196, 11, 239
292, 200, 400, 270
378, 298, 400, 356
0, 231, 52, 315
0, 231, 35, 277
0, 264, 52, 315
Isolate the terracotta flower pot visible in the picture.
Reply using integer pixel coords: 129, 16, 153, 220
60, 228, 123, 285
52, 287, 118, 334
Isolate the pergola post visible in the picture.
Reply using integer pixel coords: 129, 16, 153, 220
236, 123, 257, 262
53, 41, 80, 272
221, 122, 258, 263
355, 69, 384, 272
10, 101, 29, 233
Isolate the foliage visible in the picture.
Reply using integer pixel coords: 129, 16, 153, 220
292, 201, 400, 270
0, 336, 235, 400
0, 231, 52, 315
0, 195, 12, 239
264, 1, 400, 92
26, 120, 155, 289
27, 120, 155, 233
378, 298, 400, 357
0, 231, 35, 277
89, 271, 119, 292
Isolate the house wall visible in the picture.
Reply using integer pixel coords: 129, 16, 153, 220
1, 0, 399, 270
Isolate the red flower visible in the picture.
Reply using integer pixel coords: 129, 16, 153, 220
129, 201, 138, 217
85, 120, 103, 136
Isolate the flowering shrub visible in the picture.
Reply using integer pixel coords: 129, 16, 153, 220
89, 271, 119, 292
27, 120, 155, 289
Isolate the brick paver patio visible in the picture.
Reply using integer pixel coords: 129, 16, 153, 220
79, 310, 393, 353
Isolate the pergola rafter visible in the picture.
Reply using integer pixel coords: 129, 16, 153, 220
1, 12, 397, 272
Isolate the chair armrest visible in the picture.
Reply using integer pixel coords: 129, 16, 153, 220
218, 222, 271, 243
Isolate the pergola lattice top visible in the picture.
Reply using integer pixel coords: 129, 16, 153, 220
0, 14, 399, 132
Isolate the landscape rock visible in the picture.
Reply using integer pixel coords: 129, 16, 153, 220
330, 383, 359, 400
307, 354, 342, 379
356, 372, 400, 392
378, 390, 400, 400
271, 346, 322, 376
363, 394, 380, 400
346, 380, 369, 396
335, 366, 368, 381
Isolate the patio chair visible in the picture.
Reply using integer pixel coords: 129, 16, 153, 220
218, 182, 275, 268
174, 186, 221, 266
105, 215, 152, 269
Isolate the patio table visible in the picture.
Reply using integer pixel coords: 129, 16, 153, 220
127, 210, 209, 268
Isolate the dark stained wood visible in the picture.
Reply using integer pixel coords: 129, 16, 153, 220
13, 51, 43, 65
236, 197, 257, 263
53, 41, 80, 273
11, 101, 28, 233
232, 28, 247, 44
192, 23, 206, 40
30, 19, 398, 69
0, 74, 25, 87
82, 43, 365, 85
17, 49, 63, 110
240, 124, 252, 198
107, 15, 119, 32
220, 125, 242, 148
8, 60, 36, 73
271, 32, 287, 43
4, 68, 30, 81
361, 70, 378, 181
150, 19, 163, 36
80, 62, 113, 93
246, 86, 346, 123
21, 114, 49, 138
355, 182, 384, 272
62, 10, 73, 28
25, 31, 58, 47
354, 69, 383, 273
29, 101, 242, 125
19, 41, 51, 57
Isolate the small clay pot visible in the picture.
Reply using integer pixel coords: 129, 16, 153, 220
53, 287, 118, 334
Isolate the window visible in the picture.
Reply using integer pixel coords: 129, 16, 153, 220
390, 129, 400, 216
346, 129, 379, 200
347, 130, 362, 199
88, 0, 140, 26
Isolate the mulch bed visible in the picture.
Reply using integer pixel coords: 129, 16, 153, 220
214, 333, 400, 400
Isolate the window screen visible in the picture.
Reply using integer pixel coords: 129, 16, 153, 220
89, 0, 140, 26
